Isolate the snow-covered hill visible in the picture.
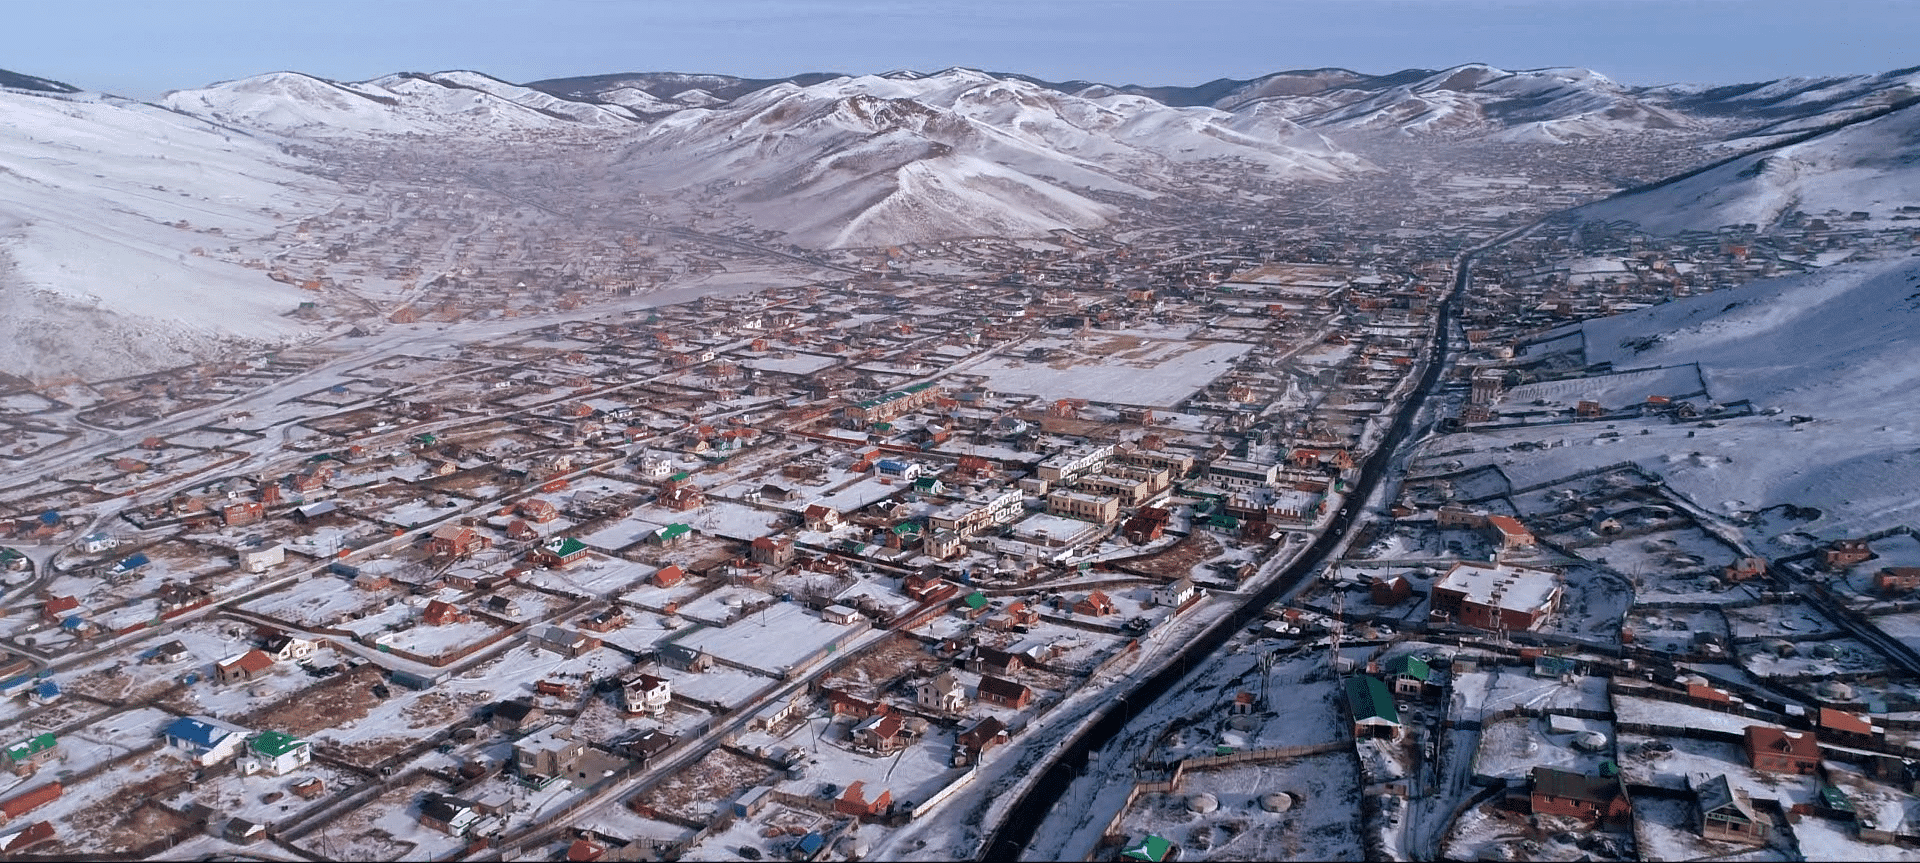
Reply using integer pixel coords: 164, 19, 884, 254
604, 68, 1371, 247
1644, 65, 1920, 144
1240, 64, 1694, 140
0, 84, 334, 379
163, 70, 643, 137
1573, 98, 1920, 233
1448, 256, 1920, 547
1571, 256, 1920, 539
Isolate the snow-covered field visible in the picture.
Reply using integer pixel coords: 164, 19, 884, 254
969, 335, 1252, 407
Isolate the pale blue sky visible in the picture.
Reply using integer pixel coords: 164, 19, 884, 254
4, 0, 1914, 99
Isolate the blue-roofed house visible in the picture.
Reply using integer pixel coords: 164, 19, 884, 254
109, 553, 150, 576
163, 716, 251, 766
26, 681, 58, 706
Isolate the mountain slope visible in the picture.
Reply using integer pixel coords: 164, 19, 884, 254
604, 68, 1372, 247
163, 70, 641, 137
1244, 64, 1694, 140
1573, 98, 1920, 232
0, 84, 333, 379
1569, 256, 1920, 538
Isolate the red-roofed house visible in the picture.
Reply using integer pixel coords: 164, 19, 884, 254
216, 649, 275, 684
423, 600, 466, 626
977, 675, 1032, 710
835, 781, 892, 818
1817, 708, 1876, 744
1744, 726, 1820, 775
1483, 515, 1534, 550
39, 597, 79, 626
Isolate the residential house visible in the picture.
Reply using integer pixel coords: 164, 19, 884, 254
260, 632, 316, 663
426, 525, 491, 559
953, 716, 1008, 766
163, 716, 251, 766
39, 596, 79, 627
852, 713, 907, 754
531, 537, 590, 568
822, 605, 863, 625
651, 565, 689, 591
620, 674, 672, 716
825, 689, 888, 720
1744, 726, 1820, 775
1692, 773, 1770, 844
1071, 590, 1116, 617
748, 536, 795, 566
215, 649, 275, 684
1383, 655, 1432, 698
530, 626, 599, 658
519, 498, 560, 523
1822, 539, 1873, 570
1345, 676, 1401, 740
1151, 577, 1196, 608
419, 793, 482, 835
0, 734, 56, 776
491, 699, 545, 734
977, 675, 1032, 710
238, 731, 311, 776
1483, 515, 1535, 550
239, 542, 285, 573
1529, 767, 1631, 825
0, 784, 60, 826
969, 646, 1024, 677
423, 599, 467, 626
834, 781, 892, 818
659, 643, 712, 672
579, 606, 627, 633
1817, 708, 1877, 745
0, 821, 54, 854
803, 504, 844, 532
513, 726, 586, 785
992, 601, 1040, 631
1372, 574, 1412, 605
1429, 561, 1562, 632
916, 672, 967, 713
1874, 567, 1920, 596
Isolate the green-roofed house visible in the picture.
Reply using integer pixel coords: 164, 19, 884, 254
1383, 655, 1432, 697
240, 731, 311, 776
1121, 834, 1174, 862
532, 537, 590, 568
1346, 675, 1402, 740
961, 592, 990, 618
650, 523, 693, 547
0, 732, 56, 775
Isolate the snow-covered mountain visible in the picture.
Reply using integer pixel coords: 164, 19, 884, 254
1566, 256, 1920, 539
1573, 98, 1920, 233
600, 68, 1371, 247
163, 69, 644, 137
1644, 65, 1920, 144
0, 79, 335, 379
1227, 64, 1695, 141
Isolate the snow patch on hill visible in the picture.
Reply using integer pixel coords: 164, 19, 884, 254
1575, 100, 1920, 233
0, 86, 330, 379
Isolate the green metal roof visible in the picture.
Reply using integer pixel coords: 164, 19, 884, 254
964, 592, 988, 610
546, 537, 588, 557
1345, 675, 1399, 724
251, 731, 307, 758
3, 732, 55, 761
657, 523, 692, 540
1385, 654, 1431, 681
1122, 834, 1173, 862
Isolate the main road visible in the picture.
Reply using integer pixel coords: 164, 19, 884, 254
984, 223, 1538, 860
